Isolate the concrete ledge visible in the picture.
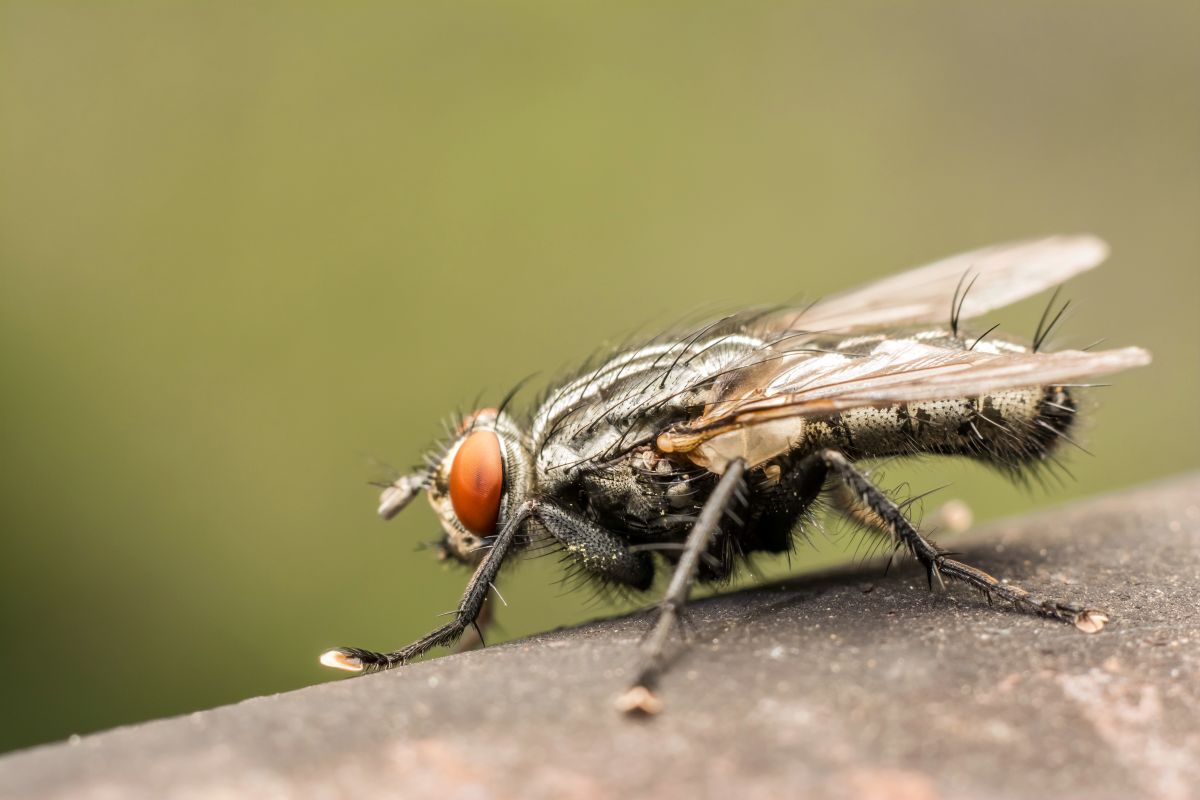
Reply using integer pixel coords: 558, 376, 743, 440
3, 474, 1198, 800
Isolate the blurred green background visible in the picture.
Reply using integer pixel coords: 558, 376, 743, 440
2, 1, 1197, 754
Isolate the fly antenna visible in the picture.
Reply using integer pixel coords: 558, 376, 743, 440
377, 473, 427, 520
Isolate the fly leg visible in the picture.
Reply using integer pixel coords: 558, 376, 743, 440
815, 449, 1107, 632
616, 458, 747, 715
828, 480, 973, 551
453, 595, 495, 653
320, 501, 534, 673
534, 503, 656, 591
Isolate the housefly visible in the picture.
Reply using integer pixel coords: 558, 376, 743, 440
321, 235, 1150, 714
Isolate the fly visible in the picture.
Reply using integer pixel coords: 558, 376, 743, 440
320, 235, 1151, 714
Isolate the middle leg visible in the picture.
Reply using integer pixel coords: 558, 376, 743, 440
616, 458, 748, 714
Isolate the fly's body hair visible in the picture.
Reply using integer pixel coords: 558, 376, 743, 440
327, 234, 1150, 714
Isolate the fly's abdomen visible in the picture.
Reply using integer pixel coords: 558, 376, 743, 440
805, 385, 1077, 466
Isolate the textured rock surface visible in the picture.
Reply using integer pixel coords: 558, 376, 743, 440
2, 474, 1198, 800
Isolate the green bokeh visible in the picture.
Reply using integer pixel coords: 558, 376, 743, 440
2, 2, 1197, 753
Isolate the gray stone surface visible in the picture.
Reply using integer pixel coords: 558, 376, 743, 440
2, 474, 1199, 800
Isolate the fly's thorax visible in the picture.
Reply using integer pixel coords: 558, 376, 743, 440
530, 332, 766, 484
578, 446, 714, 534
424, 409, 534, 565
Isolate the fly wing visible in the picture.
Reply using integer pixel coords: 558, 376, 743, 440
658, 341, 1151, 473
759, 235, 1110, 335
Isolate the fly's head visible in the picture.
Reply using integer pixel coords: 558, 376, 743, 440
377, 408, 533, 566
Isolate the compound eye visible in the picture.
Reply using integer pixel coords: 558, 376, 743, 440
448, 429, 504, 536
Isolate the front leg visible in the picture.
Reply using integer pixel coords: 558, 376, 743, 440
453, 595, 495, 653
320, 501, 534, 673
534, 503, 655, 591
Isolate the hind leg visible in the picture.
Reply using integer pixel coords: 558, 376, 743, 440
815, 450, 1107, 631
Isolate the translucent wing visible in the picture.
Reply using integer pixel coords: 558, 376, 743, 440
658, 340, 1151, 472
759, 234, 1110, 335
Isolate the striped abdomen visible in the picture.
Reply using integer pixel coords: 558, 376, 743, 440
803, 385, 1076, 467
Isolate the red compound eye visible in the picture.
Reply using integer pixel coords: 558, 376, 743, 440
449, 429, 504, 535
